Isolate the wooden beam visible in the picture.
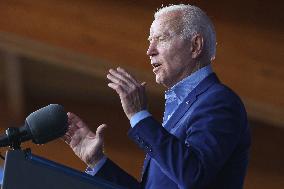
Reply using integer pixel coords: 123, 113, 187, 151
3, 52, 25, 124
1, 32, 282, 127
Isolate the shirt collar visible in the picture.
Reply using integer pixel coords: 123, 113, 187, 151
165, 64, 213, 104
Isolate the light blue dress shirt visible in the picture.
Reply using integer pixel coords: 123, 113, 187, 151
86, 64, 213, 175
130, 64, 213, 127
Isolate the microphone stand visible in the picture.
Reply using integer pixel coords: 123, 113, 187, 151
1, 127, 32, 161
5, 127, 22, 150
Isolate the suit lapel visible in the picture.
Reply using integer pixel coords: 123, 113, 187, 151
142, 154, 150, 174
141, 154, 151, 183
141, 73, 220, 180
164, 73, 219, 131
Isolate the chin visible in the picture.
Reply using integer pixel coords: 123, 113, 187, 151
155, 78, 161, 84
155, 76, 162, 84
155, 76, 167, 87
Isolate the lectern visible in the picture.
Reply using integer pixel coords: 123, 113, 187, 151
1, 149, 126, 189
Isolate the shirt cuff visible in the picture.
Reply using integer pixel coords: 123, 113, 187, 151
85, 156, 107, 176
130, 110, 151, 128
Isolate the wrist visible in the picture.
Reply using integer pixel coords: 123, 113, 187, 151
87, 152, 105, 168
130, 110, 151, 127
128, 109, 147, 120
127, 113, 135, 120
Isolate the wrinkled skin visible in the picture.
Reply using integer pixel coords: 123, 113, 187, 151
62, 11, 204, 167
62, 112, 107, 167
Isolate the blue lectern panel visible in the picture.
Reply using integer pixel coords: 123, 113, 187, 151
2, 150, 126, 189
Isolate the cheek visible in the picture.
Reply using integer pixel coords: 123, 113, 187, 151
158, 45, 175, 62
158, 50, 178, 73
158, 42, 171, 49
168, 46, 191, 68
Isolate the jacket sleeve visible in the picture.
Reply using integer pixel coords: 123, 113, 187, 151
95, 158, 141, 189
128, 90, 248, 188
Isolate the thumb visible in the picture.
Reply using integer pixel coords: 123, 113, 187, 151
96, 124, 108, 139
141, 82, 147, 95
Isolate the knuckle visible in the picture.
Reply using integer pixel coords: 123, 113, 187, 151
129, 88, 136, 93
113, 84, 119, 89
118, 80, 124, 85
116, 85, 122, 90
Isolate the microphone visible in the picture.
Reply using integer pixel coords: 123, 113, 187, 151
0, 104, 68, 148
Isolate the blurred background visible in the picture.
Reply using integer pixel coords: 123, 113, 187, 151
0, 0, 283, 188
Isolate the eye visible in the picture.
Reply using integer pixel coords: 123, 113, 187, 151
148, 34, 171, 44
158, 37, 166, 42
157, 34, 171, 42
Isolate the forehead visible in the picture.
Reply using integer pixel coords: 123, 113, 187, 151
149, 13, 182, 36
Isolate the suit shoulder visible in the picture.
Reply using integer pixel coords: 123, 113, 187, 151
202, 82, 245, 109
208, 82, 242, 100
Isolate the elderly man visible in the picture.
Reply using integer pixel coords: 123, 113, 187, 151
64, 4, 250, 189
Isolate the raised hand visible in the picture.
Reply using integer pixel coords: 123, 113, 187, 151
62, 112, 107, 167
107, 67, 148, 120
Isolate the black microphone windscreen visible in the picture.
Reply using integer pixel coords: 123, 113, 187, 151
25, 104, 68, 144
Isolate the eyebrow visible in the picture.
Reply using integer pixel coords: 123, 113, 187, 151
148, 33, 172, 41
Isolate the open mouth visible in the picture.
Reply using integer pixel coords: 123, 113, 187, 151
152, 63, 161, 74
151, 63, 161, 68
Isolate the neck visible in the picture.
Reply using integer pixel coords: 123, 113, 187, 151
165, 62, 211, 89
193, 59, 211, 72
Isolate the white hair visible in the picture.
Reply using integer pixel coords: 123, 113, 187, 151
155, 4, 216, 60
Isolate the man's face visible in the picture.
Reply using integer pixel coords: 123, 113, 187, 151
147, 13, 194, 88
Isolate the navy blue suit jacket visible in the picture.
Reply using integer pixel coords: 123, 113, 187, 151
96, 73, 251, 189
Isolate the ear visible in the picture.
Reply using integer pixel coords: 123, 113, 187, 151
191, 34, 204, 59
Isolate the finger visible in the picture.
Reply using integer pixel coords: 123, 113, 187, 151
108, 83, 126, 95
109, 68, 132, 82
68, 112, 87, 128
68, 112, 82, 124
140, 82, 147, 92
67, 112, 77, 119
116, 67, 138, 84
67, 112, 72, 124
67, 124, 79, 137
109, 69, 137, 87
69, 131, 83, 148
95, 124, 108, 140
61, 134, 71, 144
107, 72, 129, 87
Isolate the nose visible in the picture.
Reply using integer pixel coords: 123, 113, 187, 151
146, 41, 158, 57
